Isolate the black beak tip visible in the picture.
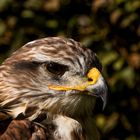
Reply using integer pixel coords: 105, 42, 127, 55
100, 86, 108, 110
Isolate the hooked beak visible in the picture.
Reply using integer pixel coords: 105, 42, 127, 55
48, 68, 108, 109
85, 68, 108, 109
86, 75, 108, 109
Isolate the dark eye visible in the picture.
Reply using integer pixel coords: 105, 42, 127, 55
45, 62, 68, 76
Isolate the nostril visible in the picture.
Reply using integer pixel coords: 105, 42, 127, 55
88, 78, 93, 82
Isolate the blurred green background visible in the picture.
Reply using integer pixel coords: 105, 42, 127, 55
0, 0, 140, 139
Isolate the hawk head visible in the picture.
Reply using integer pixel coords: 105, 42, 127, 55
0, 37, 107, 120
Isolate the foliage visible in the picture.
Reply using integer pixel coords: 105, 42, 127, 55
0, 0, 140, 139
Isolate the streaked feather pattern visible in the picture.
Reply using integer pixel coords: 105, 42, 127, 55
0, 37, 107, 140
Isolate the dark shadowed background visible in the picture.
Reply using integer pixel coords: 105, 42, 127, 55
0, 0, 140, 139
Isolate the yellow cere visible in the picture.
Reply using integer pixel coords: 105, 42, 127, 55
48, 68, 101, 91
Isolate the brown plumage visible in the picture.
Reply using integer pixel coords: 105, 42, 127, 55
0, 37, 107, 140
0, 119, 46, 140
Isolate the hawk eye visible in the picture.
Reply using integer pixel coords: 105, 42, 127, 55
45, 62, 68, 76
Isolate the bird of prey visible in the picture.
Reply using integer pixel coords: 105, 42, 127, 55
0, 37, 107, 140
